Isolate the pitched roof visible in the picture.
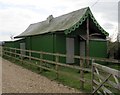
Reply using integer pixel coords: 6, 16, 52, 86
15, 7, 108, 38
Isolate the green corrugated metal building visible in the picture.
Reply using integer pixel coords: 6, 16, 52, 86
12, 7, 108, 63
4, 38, 25, 48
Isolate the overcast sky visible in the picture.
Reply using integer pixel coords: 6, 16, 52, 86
0, 0, 119, 41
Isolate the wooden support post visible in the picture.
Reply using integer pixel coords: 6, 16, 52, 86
80, 59, 84, 89
55, 53, 59, 79
86, 17, 89, 66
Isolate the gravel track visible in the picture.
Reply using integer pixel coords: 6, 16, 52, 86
2, 59, 80, 93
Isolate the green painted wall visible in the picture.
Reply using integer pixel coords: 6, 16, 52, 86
74, 36, 80, 64
30, 34, 54, 61
89, 40, 107, 58
4, 39, 25, 56
4, 39, 24, 49
14, 39, 25, 49
55, 33, 66, 63
26, 37, 31, 56
26, 37, 31, 50
68, 23, 86, 36
55, 33, 80, 64
4, 41, 14, 48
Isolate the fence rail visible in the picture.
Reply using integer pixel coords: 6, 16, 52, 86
3, 46, 92, 90
1, 46, 120, 94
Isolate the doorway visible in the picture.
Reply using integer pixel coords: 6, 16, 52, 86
80, 41, 86, 57
20, 43, 26, 56
66, 38, 74, 63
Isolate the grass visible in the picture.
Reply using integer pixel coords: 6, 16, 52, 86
96, 61, 120, 70
105, 63, 120, 70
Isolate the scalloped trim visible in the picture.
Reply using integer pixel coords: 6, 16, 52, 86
64, 8, 109, 36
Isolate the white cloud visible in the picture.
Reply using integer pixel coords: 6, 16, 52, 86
0, 7, 44, 37
0, 0, 119, 41
0, 0, 90, 40
0, 34, 11, 41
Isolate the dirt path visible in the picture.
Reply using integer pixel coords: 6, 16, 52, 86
2, 58, 80, 93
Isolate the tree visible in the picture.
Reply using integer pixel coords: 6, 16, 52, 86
108, 32, 120, 60
117, 33, 120, 60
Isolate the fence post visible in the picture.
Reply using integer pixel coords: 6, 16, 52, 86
91, 59, 95, 92
5, 47, 6, 57
10, 48, 11, 57
2, 46, 5, 57
80, 59, 84, 89
0, 46, 4, 57
6, 48, 8, 56
4, 47, 6, 57
39, 52, 43, 73
21, 49, 23, 64
55, 53, 59, 79
14, 48, 16, 62
29, 51, 31, 61
15, 49, 16, 58
0, 46, 2, 57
